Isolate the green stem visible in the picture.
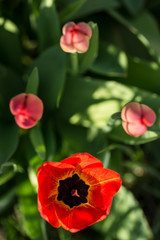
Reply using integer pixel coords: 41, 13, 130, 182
70, 53, 79, 75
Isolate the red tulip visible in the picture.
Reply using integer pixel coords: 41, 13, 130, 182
60, 22, 92, 53
37, 153, 122, 233
9, 93, 43, 129
121, 102, 156, 136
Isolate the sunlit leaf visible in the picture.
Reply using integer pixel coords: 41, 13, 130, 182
93, 186, 153, 240
60, 77, 160, 142
109, 10, 160, 61
90, 41, 128, 77
17, 180, 43, 240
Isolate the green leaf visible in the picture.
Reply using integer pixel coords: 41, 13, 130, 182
0, 162, 23, 185
119, 57, 160, 93
109, 10, 160, 61
109, 125, 160, 145
29, 126, 46, 160
90, 41, 128, 77
26, 67, 39, 95
78, 22, 99, 74
0, 124, 19, 165
17, 180, 43, 240
0, 64, 24, 119
37, 0, 60, 52
59, 0, 86, 22
93, 186, 153, 240
69, 0, 121, 19
0, 188, 16, 215
122, 0, 146, 15
59, 121, 106, 156
44, 120, 56, 162
0, 19, 22, 71
28, 155, 43, 192
31, 45, 66, 110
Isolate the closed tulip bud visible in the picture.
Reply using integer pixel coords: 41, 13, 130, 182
60, 21, 92, 53
121, 102, 156, 136
9, 93, 43, 129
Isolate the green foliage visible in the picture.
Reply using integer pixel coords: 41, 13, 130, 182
93, 186, 153, 240
1, 0, 160, 239
26, 67, 39, 95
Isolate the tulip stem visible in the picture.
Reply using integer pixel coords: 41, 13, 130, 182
71, 53, 79, 75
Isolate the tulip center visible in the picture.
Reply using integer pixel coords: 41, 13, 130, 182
57, 173, 89, 208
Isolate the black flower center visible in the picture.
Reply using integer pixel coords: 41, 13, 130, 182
57, 174, 89, 208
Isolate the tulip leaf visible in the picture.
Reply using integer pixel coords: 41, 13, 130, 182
28, 155, 43, 192
44, 120, 57, 162
122, 0, 146, 15
69, 0, 121, 18
17, 180, 43, 240
0, 123, 19, 165
0, 64, 24, 119
0, 162, 23, 185
30, 45, 66, 110
121, 57, 160, 93
108, 125, 160, 145
37, 0, 60, 52
0, 19, 22, 71
78, 22, 99, 74
0, 188, 16, 215
108, 10, 160, 61
59, 0, 86, 22
89, 41, 128, 77
29, 126, 46, 160
26, 67, 39, 95
93, 186, 153, 240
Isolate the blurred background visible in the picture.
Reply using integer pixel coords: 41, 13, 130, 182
0, 0, 160, 239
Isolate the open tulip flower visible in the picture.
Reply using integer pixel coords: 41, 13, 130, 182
121, 102, 156, 136
60, 21, 92, 53
9, 93, 43, 129
37, 153, 122, 233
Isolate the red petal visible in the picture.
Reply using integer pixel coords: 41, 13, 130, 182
61, 153, 103, 170
37, 162, 75, 228
141, 104, 156, 126
77, 22, 92, 38
38, 199, 60, 228
9, 93, 26, 115
54, 201, 109, 232
62, 21, 75, 35
15, 114, 37, 129
121, 102, 142, 122
122, 121, 147, 136
81, 168, 122, 209
25, 94, 43, 120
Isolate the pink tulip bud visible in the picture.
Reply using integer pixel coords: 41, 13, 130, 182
121, 102, 156, 136
9, 93, 43, 129
60, 21, 92, 53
